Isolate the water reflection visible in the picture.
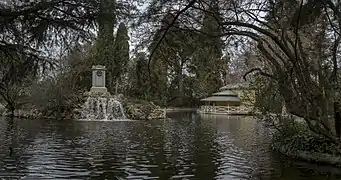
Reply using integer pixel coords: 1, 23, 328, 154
0, 114, 340, 179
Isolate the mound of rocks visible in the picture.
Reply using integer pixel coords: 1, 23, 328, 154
121, 97, 166, 120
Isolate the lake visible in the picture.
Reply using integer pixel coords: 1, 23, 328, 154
0, 112, 340, 179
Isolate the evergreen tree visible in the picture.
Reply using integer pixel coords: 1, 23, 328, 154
97, 0, 116, 40
147, 11, 198, 106
148, 12, 178, 106
190, 1, 226, 98
93, 0, 116, 90
166, 29, 197, 106
64, 0, 116, 91
109, 23, 130, 93
135, 52, 150, 98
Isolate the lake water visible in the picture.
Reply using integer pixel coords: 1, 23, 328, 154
0, 112, 340, 179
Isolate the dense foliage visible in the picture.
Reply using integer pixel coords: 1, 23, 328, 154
0, 0, 341, 151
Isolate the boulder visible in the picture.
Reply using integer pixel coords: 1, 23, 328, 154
83, 91, 111, 98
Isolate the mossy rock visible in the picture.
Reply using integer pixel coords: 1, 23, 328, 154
274, 142, 341, 166
271, 130, 341, 166
121, 97, 166, 120
83, 91, 111, 97
273, 131, 341, 155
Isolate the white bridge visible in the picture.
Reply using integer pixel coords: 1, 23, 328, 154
198, 105, 253, 115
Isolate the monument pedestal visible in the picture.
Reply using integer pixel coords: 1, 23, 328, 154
90, 65, 108, 93
90, 87, 108, 93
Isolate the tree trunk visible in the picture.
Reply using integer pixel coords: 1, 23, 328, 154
334, 102, 341, 139
9, 106, 15, 118
178, 73, 184, 106
115, 78, 119, 95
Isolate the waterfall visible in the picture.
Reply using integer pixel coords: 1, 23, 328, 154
80, 96, 127, 120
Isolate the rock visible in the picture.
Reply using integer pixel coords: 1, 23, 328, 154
113, 94, 124, 101
271, 131, 341, 166
83, 91, 111, 98
122, 98, 166, 120
2, 108, 41, 118
148, 107, 166, 120
277, 144, 341, 166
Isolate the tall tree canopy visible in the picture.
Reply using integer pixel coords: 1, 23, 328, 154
143, 0, 341, 144
148, 13, 170, 105
0, 0, 139, 114
110, 22, 130, 91
2, 0, 341, 145
189, 0, 226, 98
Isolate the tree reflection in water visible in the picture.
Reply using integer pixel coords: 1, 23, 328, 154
0, 114, 340, 179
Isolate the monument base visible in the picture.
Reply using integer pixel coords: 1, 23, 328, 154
90, 87, 108, 93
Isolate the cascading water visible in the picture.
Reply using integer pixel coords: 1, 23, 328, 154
80, 96, 127, 120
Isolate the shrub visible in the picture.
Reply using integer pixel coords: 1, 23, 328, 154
31, 75, 86, 119
269, 116, 341, 156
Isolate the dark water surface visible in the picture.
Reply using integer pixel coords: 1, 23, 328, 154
0, 112, 340, 179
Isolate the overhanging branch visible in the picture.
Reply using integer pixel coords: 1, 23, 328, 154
221, 21, 296, 61
147, 0, 197, 83
243, 68, 276, 81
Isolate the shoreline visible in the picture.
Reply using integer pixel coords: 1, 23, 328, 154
272, 142, 341, 166
165, 107, 198, 112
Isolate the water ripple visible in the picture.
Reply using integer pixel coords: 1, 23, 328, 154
0, 115, 339, 179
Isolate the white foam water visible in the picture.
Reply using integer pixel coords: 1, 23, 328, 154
76, 119, 135, 122
80, 96, 127, 121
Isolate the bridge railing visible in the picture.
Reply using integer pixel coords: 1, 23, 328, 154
198, 105, 252, 115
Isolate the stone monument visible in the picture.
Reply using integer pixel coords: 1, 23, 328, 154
90, 65, 108, 93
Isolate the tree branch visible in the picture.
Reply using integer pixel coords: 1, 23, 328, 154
147, 0, 197, 83
221, 21, 296, 61
243, 68, 276, 81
